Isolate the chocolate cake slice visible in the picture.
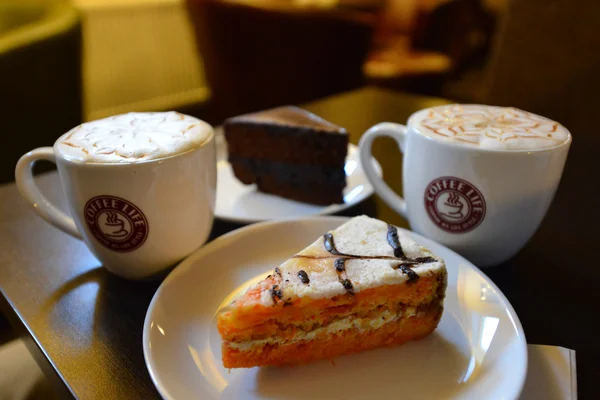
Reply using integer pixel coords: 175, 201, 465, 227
224, 106, 348, 205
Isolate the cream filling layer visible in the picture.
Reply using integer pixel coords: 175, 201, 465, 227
226, 307, 417, 351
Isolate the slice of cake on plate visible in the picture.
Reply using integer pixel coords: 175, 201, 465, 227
217, 215, 447, 368
223, 106, 348, 205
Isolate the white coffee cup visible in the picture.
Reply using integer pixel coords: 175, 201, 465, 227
15, 112, 216, 279
359, 104, 572, 266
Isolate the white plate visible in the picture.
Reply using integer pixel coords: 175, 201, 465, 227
215, 130, 382, 223
144, 217, 528, 400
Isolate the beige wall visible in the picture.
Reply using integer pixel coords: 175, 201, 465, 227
74, 0, 210, 121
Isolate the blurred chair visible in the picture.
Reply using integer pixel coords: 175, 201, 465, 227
412, 0, 496, 77
364, 36, 452, 97
483, 0, 600, 138
363, 0, 497, 98
0, 0, 82, 184
185, 0, 378, 120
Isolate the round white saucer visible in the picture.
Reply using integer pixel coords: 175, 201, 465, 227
215, 131, 382, 223
144, 216, 528, 400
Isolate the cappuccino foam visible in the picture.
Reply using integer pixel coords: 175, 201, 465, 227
410, 104, 570, 150
56, 112, 213, 163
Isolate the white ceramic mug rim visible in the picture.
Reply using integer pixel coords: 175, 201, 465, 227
406, 110, 572, 154
52, 129, 215, 168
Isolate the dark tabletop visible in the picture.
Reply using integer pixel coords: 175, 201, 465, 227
1, 87, 598, 399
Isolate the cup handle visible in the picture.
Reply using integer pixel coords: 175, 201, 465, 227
15, 147, 82, 239
359, 122, 408, 219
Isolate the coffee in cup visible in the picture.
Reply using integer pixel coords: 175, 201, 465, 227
411, 104, 569, 150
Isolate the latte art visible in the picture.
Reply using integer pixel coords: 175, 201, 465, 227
56, 112, 213, 163
410, 104, 570, 150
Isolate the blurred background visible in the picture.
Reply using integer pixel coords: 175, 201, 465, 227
0, 0, 598, 397
1, 0, 599, 185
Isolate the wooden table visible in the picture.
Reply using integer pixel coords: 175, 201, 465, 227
0, 87, 596, 399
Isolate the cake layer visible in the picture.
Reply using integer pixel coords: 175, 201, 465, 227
218, 272, 445, 340
223, 299, 440, 344
255, 178, 344, 205
227, 308, 404, 350
225, 128, 347, 166
226, 106, 344, 133
222, 302, 443, 368
229, 156, 346, 205
229, 157, 346, 204
229, 157, 346, 187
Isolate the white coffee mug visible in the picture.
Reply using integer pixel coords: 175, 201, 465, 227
15, 114, 216, 279
359, 106, 571, 266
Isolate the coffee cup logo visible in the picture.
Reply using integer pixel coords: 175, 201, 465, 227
441, 192, 466, 220
424, 177, 486, 233
84, 195, 148, 252
99, 212, 130, 239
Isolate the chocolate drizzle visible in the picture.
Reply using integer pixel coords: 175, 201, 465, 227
324, 233, 347, 256
333, 258, 354, 294
270, 284, 292, 306
270, 285, 283, 304
341, 279, 354, 293
318, 227, 438, 285
384, 226, 441, 281
387, 224, 406, 258
298, 270, 310, 284
390, 257, 436, 270
279, 225, 437, 303
397, 265, 419, 282
296, 254, 409, 261
415, 257, 436, 264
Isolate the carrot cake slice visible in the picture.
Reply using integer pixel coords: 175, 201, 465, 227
217, 215, 447, 368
